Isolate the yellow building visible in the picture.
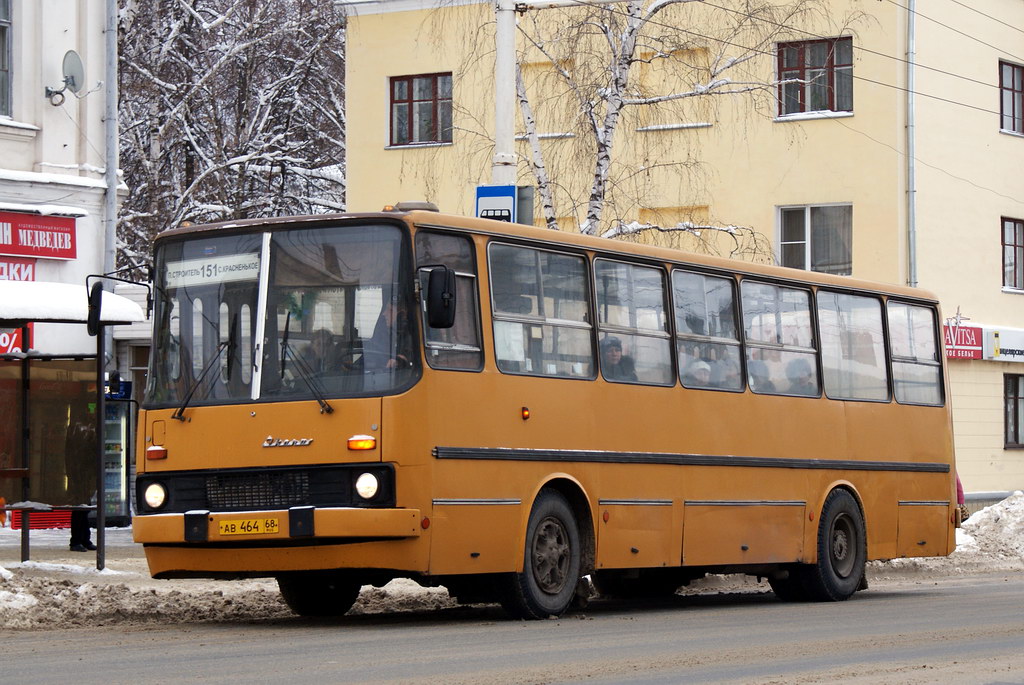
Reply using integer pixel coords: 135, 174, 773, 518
344, 0, 1024, 495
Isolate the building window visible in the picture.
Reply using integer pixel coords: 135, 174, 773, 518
1005, 218, 1024, 290
779, 205, 852, 276
778, 37, 853, 116
0, 0, 11, 117
1001, 61, 1024, 134
1007, 374, 1024, 447
389, 73, 452, 146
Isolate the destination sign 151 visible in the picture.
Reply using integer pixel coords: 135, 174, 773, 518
165, 253, 260, 288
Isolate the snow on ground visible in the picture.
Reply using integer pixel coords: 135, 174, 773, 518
1, 492, 1022, 631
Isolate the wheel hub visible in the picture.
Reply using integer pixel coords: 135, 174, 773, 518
532, 517, 570, 594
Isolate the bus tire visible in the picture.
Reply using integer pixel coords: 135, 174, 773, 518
500, 489, 582, 619
277, 571, 362, 617
802, 488, 866, 601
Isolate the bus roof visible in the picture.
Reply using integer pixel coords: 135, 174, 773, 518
155, 209, 938, 304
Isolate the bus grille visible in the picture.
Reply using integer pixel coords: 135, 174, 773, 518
206, 471, 310, 510
135, 464, 396, 514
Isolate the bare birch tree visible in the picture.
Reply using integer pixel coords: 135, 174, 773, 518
506, 0, 855, 251
118, 0, 346, 267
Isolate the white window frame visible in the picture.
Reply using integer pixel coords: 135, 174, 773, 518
0, 0, 11, 118
777, 203, 853, 276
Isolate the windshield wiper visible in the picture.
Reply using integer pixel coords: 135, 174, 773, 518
280, 341, 334, 415
171, 340, 229, 422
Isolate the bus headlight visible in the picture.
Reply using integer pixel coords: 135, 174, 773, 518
355, 472, 379, 500
144, 483, 168, 510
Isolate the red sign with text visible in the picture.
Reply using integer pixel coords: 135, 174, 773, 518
0, 256, 35, 281
943, 324, 983, 360
0, 211, 76, 260
1, 253, 36, 353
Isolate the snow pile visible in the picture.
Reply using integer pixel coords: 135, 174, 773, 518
2, 493, 1023, 629
960, 491, 1024, 559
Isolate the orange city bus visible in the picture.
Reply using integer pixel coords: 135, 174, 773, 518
133, 205, 957, 619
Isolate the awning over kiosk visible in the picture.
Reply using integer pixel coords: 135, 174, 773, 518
0, 281, 145, 327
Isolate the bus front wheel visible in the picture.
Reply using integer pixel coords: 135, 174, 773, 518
277, 571, 362, 617
802, 488, 866, 601
500, 489, 582, 619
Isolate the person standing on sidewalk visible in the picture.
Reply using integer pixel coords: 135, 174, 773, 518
64, 401, 96, 552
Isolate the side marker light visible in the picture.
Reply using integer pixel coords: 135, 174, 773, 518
348, 435, 377, 450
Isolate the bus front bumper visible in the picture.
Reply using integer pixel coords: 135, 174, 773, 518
133, 506, 422, 544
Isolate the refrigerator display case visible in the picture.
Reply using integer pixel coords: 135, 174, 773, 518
103, 397, 133, 525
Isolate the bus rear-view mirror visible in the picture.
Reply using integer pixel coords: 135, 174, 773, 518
427, 266, 457, 329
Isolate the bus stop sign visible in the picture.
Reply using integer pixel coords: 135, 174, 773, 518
476, 185, 517, 223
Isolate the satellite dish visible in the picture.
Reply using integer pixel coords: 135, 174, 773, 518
62, 50, 85, 94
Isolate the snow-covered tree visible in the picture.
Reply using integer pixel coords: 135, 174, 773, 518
118, 0, 346, 267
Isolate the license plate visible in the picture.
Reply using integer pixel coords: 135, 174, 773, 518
218, 518, 280, 536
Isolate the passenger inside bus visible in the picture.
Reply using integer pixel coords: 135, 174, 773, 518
747, 359, 777, 393
600, 336, 637, 382
684, 359, 712, 386
786, 357, 818, 396
304, 328, 343, 374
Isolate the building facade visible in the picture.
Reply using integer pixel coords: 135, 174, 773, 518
0, 0, 116, 356
345, 0, 1024, 493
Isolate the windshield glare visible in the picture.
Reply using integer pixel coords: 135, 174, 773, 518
144, 223, 419, 408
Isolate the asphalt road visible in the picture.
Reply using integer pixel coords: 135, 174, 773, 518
5, 573, 1024, 684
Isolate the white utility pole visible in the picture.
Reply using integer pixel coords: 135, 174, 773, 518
492, 0, 518, 185
490, 0, 635, 186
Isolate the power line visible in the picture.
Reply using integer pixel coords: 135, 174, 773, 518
543, 0, 1006, 118
829, 115, 1024, 207
702, 0, 1000, 92
945, 0, 1024, 37
882, 0, 1024, 63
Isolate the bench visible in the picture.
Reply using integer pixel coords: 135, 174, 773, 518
2, 501, 97, 563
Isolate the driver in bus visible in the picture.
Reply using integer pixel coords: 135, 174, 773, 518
364, 298, 413, 370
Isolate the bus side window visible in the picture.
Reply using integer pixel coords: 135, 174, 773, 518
489, 243, 593, 378
415, 231, 483, 370
595, 259, 673, 385
817, 291, 888, 401
741, 281, 818, 397
887, 301, 942, 405
673, 270, 742, 391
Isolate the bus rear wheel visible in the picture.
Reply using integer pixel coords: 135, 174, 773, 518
801, 488, 866, 601
500, 489, 582, 619
277, 571, 362, 617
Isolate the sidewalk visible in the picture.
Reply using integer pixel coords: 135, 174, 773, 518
0, 526, 146, 570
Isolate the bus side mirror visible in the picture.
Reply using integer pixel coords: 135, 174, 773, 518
426, 266, 457, 329
86, 281, 104, 337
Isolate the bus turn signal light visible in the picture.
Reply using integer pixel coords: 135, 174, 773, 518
347, 435, 376, 450
146, 446, 168, 460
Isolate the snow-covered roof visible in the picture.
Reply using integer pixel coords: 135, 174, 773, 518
0, 281, 145, 326
0, 201, 88, 217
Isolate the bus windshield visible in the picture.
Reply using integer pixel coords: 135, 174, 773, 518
145, 222, 419, 408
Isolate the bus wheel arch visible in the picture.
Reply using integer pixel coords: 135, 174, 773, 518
500, 479, 592, 619
537, 476, 595, 574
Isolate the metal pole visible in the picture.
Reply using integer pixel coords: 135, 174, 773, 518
95, 324, 106, 571
103, 0, 119, 363
20, 334, 29, 562
906, 0, 917, 288
492, 0, 517, 185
